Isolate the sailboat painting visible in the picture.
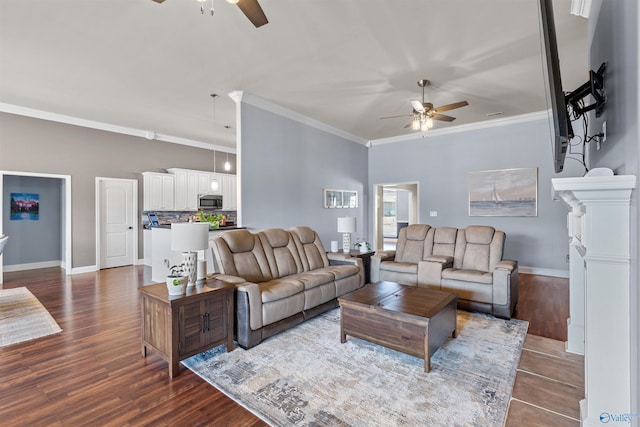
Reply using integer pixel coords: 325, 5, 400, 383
468, 168, 537, 216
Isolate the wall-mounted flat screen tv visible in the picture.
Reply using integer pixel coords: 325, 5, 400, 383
539, 0, 574, 173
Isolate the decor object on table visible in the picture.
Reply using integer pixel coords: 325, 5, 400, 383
165, 264, 188, 295
0, 287, 62, 347
337, 216, 356, 254
323, 189, 358, 208
468, 167, 537, 216
354, 239, 371, 253
171, 222, 209, 287
183, 309, 528, 427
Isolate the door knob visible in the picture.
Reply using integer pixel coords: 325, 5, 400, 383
128, 226, 133, 229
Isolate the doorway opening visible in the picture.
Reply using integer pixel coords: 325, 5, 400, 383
0, 171, 72, 285
373, 182, 419, 251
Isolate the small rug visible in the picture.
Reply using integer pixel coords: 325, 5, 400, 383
183, 309, 528, 426
0, 287, 62, 347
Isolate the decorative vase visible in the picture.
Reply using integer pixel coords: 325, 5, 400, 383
166, 275, 188, 295
360, 244, 369, 253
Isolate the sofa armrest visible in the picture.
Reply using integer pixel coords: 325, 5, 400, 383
424, 255, 454, 265
236, 282, 263, 330
492, 260, 518, 309
328, 255, 365, 287
417, 259, 450, 287
495, 259, 517, 273
214, 274, 248, 285
370, 251, 395, 283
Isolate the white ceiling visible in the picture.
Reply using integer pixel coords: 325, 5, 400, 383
0, 0, 588, 150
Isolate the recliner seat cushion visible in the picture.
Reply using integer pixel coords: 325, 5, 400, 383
259, 279, 304, 303
380, 261, 418, 274
442, 268, 493, 284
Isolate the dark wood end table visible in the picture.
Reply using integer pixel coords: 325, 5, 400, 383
139, 278, 235, 378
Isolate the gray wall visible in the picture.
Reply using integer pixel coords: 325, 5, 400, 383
587, 0, 639, 417
240, 103, 368, 246
2, 175, 62, 266
369, 117, 584, 272
0, 112, 234, 268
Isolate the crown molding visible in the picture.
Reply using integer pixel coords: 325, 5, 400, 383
0, 102, 236, 154
368, 111, 550, 146
228, 91, 368, 146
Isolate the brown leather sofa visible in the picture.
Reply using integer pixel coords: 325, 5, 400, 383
371, 224, 518, 318
211, 226, 364, 348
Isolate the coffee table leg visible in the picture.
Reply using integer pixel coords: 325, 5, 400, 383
423, 333, 430, 373
340, 308, 346, 343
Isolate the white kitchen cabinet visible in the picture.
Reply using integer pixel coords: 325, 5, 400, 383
143, 172, 175, 211
168, 168, 218, 211
221, 174, 237, 210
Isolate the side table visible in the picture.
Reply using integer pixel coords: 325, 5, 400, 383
329, 249, 376, 284
139, 278, 235, 378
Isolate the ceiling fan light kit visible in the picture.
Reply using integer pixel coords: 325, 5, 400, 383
381, 79, 469, 133
152, 0, 268, 28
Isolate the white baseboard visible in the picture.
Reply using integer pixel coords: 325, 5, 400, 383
3, 260, 62, 272
71, 265, 97, 275
519, 266, 569, 278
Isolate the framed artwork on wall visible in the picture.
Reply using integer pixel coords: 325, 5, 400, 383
324, 189, 358, 208
468, 168, 537, 217
10, 193, 40, 220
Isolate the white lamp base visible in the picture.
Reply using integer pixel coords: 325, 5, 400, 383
182, 251, 198, 287
342, 233, 351, 254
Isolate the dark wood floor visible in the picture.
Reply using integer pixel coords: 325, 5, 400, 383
0, 266, 575, 426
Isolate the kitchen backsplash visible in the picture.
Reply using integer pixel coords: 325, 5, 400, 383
142, 210, 237, 228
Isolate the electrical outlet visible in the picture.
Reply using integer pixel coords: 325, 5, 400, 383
429, 211, 438, 217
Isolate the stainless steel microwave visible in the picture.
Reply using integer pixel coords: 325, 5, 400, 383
198, 194, 223, 209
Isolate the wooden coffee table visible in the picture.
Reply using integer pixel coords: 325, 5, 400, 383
338, 281, 457, 372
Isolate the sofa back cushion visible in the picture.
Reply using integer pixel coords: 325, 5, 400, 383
395, 224, 432, 264
431, 227, 457, 258
210, 229, 272, 283
453, 226, 505, 272
258, 228, 304, 278
289, 226, 330, 271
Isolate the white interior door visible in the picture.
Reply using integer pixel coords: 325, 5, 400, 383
98, 178, 136, 269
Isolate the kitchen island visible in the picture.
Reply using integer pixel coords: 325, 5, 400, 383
148, 225, 243, 283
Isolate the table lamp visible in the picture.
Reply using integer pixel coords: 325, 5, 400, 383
337, 216, 356, 254
171, 223, 209, 287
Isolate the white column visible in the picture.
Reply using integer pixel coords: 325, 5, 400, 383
552, 175, 636, 427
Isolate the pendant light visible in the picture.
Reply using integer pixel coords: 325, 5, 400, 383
224, 125, 232, 171
210, 94, 219, 192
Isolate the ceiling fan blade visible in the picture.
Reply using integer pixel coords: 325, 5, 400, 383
433, 101, 469, 113
410, 99, 425, 113
380, 114, 412, 120
432, 113, 456, 122
236, 0, 268, 28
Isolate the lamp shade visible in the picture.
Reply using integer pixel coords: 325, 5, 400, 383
337, 217, 356, 233
171, 223, 209, 252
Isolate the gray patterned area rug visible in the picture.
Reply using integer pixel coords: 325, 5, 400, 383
0, 287, 62, 347
183, 309, 528, 427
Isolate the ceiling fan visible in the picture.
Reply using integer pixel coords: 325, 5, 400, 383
381, 79, 469, 132
152, 0, 268, 28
